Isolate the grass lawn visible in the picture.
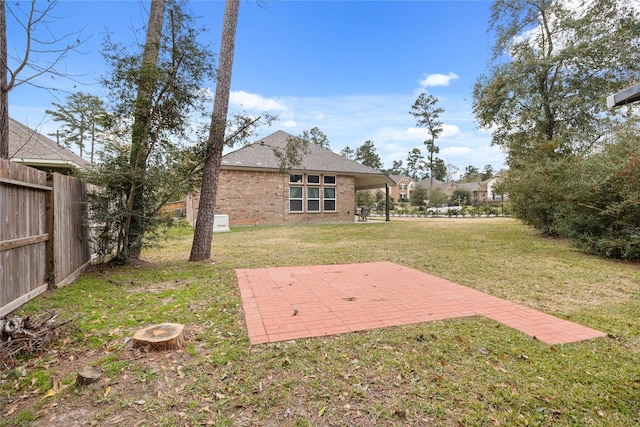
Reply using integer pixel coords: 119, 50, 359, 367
1, 217, 639, 426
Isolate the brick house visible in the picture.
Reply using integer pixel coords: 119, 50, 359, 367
388, 175, 414, 202
185, 130, 394, 226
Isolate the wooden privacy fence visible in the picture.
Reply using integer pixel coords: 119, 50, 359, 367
0, 159, 93, 317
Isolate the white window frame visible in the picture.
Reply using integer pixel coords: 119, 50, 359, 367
323, 186, 336, 211
289, 186, 303, 212
288, 174, 337, 214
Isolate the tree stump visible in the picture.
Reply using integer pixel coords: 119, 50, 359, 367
76, 366, 102, 386
132, 323, 185, 351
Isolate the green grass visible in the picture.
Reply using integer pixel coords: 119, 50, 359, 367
1, 218, 639, 426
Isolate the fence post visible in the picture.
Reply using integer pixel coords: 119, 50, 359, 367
46, 180, 56, 290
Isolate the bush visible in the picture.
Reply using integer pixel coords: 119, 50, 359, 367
505, 133, 640, 260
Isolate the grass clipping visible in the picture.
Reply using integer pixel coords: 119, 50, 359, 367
132, 323, 185, 351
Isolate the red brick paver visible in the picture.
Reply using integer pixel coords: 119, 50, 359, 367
236, 261, 606, 345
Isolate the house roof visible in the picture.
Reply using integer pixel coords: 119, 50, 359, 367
389, 174, 411, 184
222, 130, 394, 190
455, 182, 483, 192
9, 118, 89, 170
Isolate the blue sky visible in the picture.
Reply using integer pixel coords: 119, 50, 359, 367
8, 0, 503, 174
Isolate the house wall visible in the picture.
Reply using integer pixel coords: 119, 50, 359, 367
187, 169, 357, 227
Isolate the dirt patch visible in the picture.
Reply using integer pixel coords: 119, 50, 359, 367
3, 324, 214, 427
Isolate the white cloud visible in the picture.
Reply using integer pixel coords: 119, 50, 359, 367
392, 124, 461, 142
229, 91, 504, 170
229, 90, 287, 111
419, 72, 459, 88
441, 146, 473, 156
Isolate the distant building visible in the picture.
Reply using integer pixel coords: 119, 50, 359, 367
8, 118, 89, 173
388, 175, 414, 202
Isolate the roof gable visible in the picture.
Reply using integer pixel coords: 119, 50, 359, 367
222, 130, 394, 190
9, 118, 89, 169
222, 130, 383, 176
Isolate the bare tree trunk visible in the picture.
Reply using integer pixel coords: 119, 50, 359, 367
0, 1, 9, 159
123, 0, 166, 262
190, 0, 239, 262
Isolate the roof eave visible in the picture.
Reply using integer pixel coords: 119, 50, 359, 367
607, 83, 640, 108
11, 158, 81, 169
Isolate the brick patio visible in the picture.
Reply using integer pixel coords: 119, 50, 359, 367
236, 261, 606, 345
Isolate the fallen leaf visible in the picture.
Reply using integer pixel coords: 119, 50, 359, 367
5, 404, 19, 416
319, 406, 326, 416
40, 389, 56, 401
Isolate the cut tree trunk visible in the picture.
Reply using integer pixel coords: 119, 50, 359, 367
132, 323, 185, 351
76, 366, 102, 386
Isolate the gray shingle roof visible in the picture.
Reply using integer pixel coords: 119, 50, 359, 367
222, 130, 394, 190
9, 118, 89, 168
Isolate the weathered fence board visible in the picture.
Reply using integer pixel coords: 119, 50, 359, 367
1, 159, 49, 317
52, 173, 92, 288
0, 159, 93, 317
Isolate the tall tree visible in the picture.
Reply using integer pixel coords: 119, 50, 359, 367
354, 140, 383, 170
405, 147, 425, 180
386, 159, 404, 176
0, 0, 83, 158
87, 0, 215, 263
190, 0, 240, 262
444, 163, 459, 183
432, 157, 447, 181
299, 126, 330, 149
46, 92, 106, 163
124, 0, 166, 262
474, 0, 640, 167
480, 164, 494, 180
410, 93, 444, 195
462, 165, 480, 182
473, 0, 640, 257
340, 146, 355, 160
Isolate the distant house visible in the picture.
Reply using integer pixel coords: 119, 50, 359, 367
388, 175, 414, 202
454, 181, 488, 204
416, 177, 456, 197
185, 130, 394, 226
415, 175, 507, 205
486, 174, 507, 201
8, 118, 89, 173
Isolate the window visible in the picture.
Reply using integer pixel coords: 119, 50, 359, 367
399, 184, 407, 190
289, 186, 303, 212
307, 187, 320, 211
288, 174, 337, 213
324, 187, 336, 211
